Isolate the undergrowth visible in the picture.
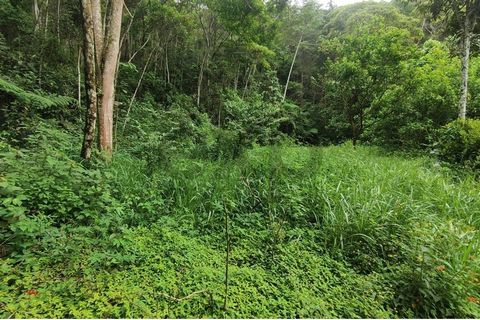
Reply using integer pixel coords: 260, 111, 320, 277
1, 126, 479, 318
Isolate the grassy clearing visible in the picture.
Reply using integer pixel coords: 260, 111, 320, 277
1, 144, 479, 318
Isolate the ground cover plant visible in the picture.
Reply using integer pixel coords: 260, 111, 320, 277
1, 127, 479, 317
1, 0, 480, 318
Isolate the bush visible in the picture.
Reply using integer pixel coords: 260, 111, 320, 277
222, 90, 285, 146
0, 124, 122, 256
435, 119, 480, 170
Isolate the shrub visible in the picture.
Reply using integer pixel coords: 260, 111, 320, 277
435, 119, 480, 170
0, 124, 122, 256
222, 90, 285, 146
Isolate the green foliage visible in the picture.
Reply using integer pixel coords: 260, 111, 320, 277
0, 0, 33, 42
0, 221, 393, 318
388, 220, 480, 318
117, 94, 247, 164
365, 40, 458, 148
0, 77, 74, 110
222, 90, 285, 146
324, 1, 422, 37
2, 143, 480, 317
466, 57, 480, 118
435, 119, 480, 170
2, 0, 480, 318
0, 124, 122, 255
322, 24, 417, 144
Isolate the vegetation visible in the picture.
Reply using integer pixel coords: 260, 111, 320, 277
1, 0, 479, 318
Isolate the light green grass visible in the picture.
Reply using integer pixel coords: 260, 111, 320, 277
1, 144, 479, 318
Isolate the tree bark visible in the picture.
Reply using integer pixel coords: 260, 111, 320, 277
77, 45, 82, 110
283, 34, 302, 102
165, 46, 171, 85
197, 51, 209, 107
459, 26, 471, 120
34, 0, 40, 32
44, 0, 49, 37
90, 0, 104, 71
80, 0, 98, 160
243, 65, 252, 98
197, 12, 214, 108
56, 0, 61, 41
80, 0, 123, 160
98, 0, 124, 157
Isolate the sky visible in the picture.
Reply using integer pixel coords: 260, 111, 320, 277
292, 0, 385, 9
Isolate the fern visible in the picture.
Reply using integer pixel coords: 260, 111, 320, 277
0, 77, 75, 110
0, 33, 7, 56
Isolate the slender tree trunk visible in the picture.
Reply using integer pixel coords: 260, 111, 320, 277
34, 0, 40, 32
348, 113, 357, 147
91, 0, 104, 70
233, 64, 240, 91
459, 28, 471, 120
283, 34, 303, 102
165, 46, 171, 85
223, 207, 230, 311
77, 46, 82, 110
102, 0, 110, 38
56, 0, 61, 41
243, 65, 252, 98
98, 0, 124, 157
118, 6, 135, 64
44, 0, 49, 37
197, 51, 208, 107
115, 5, 136, 92
80, 0, 98, 160
127, 35, 150, 63
122, 48, 155, 134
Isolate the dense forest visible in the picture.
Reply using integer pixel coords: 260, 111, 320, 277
0, 0, 480, 318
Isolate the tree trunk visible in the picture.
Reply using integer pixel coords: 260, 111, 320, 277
348, 113, 357, 147
165, 46, 171, 85
459, 28, 471, 120
283, 34, 302, 102
98, 0, 123, 157
56, 0, 61, 41
80, 0, 123, 160
91, 0, 104, 71
233, 64, 240, 91
77, 45, 82, 110
44, 0, 49, 37
34, 0, 40, 32
122, 48, 155, 134
243, 65, 252, 98
80, 0, 98, 160
197, 51, 208, 107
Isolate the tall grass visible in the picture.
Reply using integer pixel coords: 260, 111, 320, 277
3, 141, 478, 318
105, 142, 480, 317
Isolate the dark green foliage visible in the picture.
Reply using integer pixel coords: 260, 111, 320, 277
364, 40, 458, 148
1, 139, 479, 317
117, 94, 247, 164
0, 77, 74, 110
0, 124, 121, 256
0, 0, 33, 43
1, 0, 480, 318
435, 119, 480, 169
222, 90, 285, 146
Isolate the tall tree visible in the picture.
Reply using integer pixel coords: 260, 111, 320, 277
415, 0, 480, 119
80, 0, 99, 160
80, 0, 124, 159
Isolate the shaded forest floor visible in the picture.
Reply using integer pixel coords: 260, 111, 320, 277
1, 137, 480, 318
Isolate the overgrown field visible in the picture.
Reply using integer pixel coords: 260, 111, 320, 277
1, 129, 480, 318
